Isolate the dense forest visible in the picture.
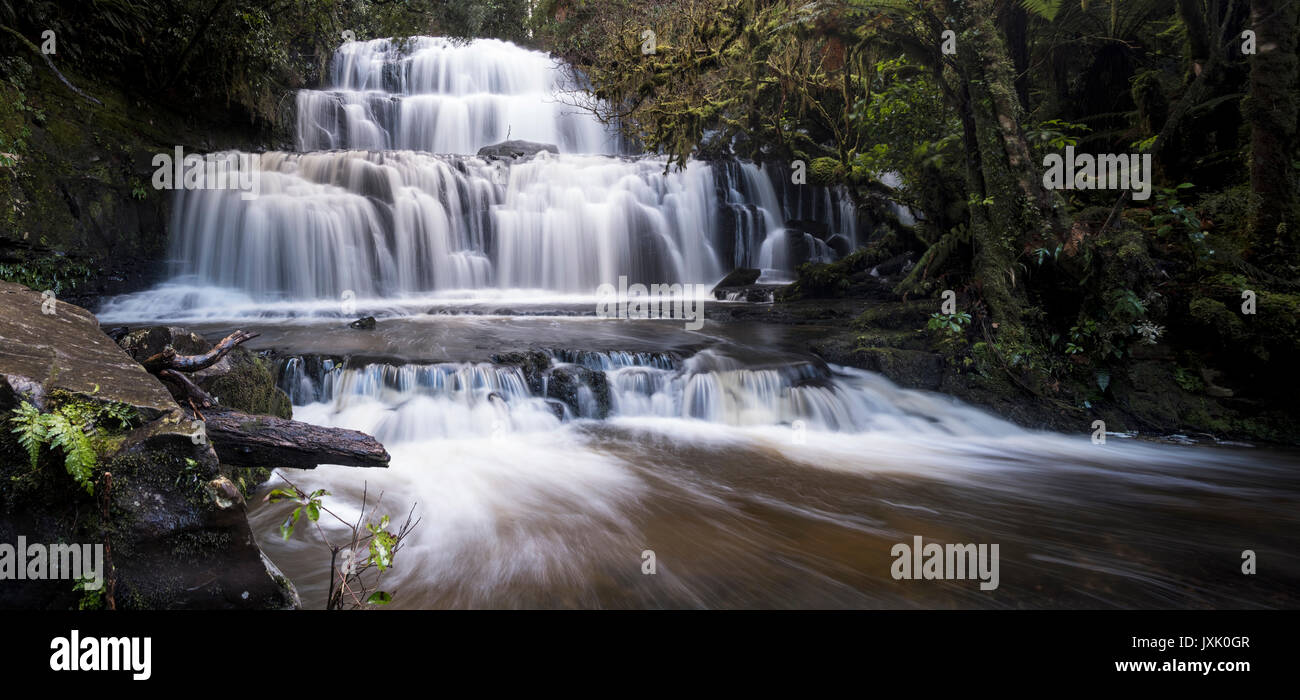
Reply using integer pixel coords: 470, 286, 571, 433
1, 0, 1297, 442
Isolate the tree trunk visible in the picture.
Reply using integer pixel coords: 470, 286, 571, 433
203, 410, 391, 470
939, 0, 1064, 347
1246, 0, 1299, 250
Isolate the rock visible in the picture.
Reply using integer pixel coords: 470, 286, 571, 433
714, 268, 762, 290
0, 286, 297, 609
477, 140, 560, 161
712, 268, 778, 302
491, 350, 552, 394
0, 282, 178, 421
852, 347, 945, 391
348, 316, 376, 330
785, 219, 831, 239
206, 477, 245, 510
713, 285, 781, 303
544, 364, 611, 419
827, 234, 853, 258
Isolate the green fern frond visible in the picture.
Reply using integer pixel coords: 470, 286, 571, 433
1020, 0, 1063, 21
46, 413, 96, 495
10, 402, 47, 469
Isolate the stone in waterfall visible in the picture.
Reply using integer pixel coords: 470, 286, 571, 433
476, 139, 560, 161
0, 282, 299, 609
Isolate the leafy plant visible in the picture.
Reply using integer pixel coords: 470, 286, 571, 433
927, 311, 972, 335
265, 477, 419, 610
9, 396, 138, 495
73, 574, 105, 610
11, 402, 97, 495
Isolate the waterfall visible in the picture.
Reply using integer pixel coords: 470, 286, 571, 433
296, 37, 620, 154
99, 37, 859, 322
275, 349, 1015, 438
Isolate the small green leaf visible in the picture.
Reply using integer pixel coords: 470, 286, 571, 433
280, 507, 301, 540
264, 487, 300, 504
366, 591, 392, 605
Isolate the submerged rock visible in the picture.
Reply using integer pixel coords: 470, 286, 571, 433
477, 139, 560, 161
545, 364, 611, 419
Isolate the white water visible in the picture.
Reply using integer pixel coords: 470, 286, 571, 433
100, 38, 856, 322
296, 37, 619, 154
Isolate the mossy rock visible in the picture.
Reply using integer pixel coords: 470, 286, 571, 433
851, 347, 944, 390
199, 351, 292, 419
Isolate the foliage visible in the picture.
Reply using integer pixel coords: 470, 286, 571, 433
265, 477, 419, 610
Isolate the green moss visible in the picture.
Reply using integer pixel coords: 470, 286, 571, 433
203, 353, 293, 419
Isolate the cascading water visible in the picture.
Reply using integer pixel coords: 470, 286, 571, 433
99, 38, 858, 322
100, 37, 1298, 609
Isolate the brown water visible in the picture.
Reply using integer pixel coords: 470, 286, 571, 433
234, 313, 1300, 610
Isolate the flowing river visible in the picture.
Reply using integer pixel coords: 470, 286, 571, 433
100, 37, 1299, 609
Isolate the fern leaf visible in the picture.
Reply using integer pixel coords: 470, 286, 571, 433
10, 402, 47, 469
1020, 0, 1063, 20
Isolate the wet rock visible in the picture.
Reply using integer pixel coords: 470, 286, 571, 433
477, 140, 560, 161
545, 364, 611, 419
827, 234, 853, 258
712, 268, 778, 302
206, 477, 245, 510
491, 350, 552, 394
0, 287, 298, 609
852, 347, 945, 391
349, 316, 376, 330
785, 219, 831, 239
714, 268, 762, 290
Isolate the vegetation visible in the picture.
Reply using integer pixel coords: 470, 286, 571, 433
9, 393, 138, 495
266, 476, 419, 610
530, 0, 1299, 437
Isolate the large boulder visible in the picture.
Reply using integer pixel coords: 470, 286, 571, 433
0, 283, 177, 420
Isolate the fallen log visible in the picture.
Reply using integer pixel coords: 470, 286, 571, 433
202, 409, 390, 470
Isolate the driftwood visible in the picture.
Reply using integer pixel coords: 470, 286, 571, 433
132, 328, 389, 470
142, 330, 259, 373
202, 409, 390, 470
157, 368, 216, 409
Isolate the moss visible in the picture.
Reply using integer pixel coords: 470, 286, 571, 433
203, 353, 293, 419
1187, 297, 1247, 342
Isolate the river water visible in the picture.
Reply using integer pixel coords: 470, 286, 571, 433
99, 37, 1299, 609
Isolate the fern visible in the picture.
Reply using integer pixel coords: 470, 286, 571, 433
11, 402, 47, 470
1020, 0, 1064, 21
8, 401, 97, 495
895, 224, 972, 295
46, 413, 96, 495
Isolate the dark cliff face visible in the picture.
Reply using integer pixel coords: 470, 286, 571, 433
0, 282, 298, 609
0, 56, 284, 310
